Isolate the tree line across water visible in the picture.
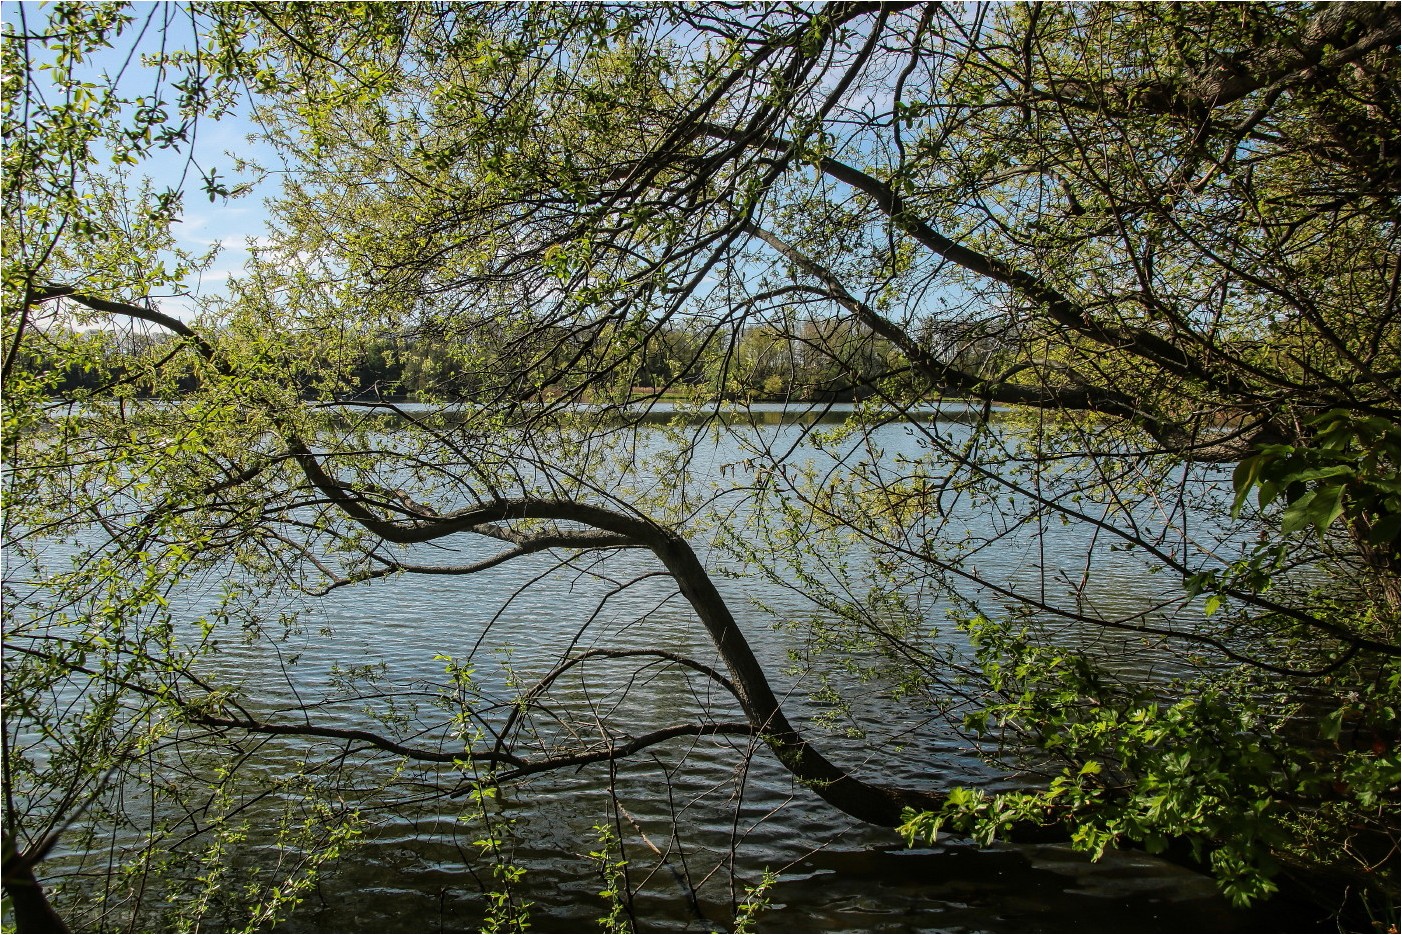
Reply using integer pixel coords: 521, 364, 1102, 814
23, 315, 1001, 403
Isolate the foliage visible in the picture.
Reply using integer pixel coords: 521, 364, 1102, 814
589, 825, 632, 935
1232, 411, 1399, 553
468, 790, 532, 935
731, 870, 778, 935
3, 1, 1398, 932
900, 616, 1399, 911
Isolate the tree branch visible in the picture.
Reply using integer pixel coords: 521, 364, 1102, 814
1120, 2, 1399, 117
699, 124, 1262, 405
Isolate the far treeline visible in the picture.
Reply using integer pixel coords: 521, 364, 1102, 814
23, 315, 997, 402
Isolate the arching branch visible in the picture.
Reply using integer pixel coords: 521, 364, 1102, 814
489, 722, 758, 783
740, 221, 1268, 460
283, 444, 1037, 828
306, 530, 641, 595
741, 221, 1147, 419
27, 285, 219, 363
697, 125, 1262, 402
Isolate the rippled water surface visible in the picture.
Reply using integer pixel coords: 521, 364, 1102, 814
25, 405, 1324, 932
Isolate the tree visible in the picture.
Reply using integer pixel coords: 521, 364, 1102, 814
4, 2, 1397, 931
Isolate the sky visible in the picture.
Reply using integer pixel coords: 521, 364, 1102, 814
156, 114, 282, 319
6, 0, 281, 320
9, 2, 925, 326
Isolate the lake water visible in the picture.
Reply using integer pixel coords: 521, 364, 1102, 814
16, 404, 1324, 932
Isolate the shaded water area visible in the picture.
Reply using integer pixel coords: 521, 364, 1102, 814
23, 404, 1329, 932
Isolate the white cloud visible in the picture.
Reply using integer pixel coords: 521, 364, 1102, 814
197, 268, 237, 285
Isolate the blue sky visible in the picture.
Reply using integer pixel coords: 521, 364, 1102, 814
157, 114, 282, 319
6, 1, 280, 318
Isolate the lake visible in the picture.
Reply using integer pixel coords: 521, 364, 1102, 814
15, 403, 1322, 932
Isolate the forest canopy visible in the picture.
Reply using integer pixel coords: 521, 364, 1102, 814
3, 2, 1398, 932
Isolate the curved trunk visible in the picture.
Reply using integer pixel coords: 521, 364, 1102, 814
289, 443, 1064, 836
649, 529, 939, 826
2, 859, 70, 934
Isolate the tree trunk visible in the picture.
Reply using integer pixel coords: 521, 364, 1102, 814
2, 859, 70, 934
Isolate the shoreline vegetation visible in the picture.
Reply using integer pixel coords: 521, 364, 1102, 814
5, 3, 1396, 932
17, 319, 958, 406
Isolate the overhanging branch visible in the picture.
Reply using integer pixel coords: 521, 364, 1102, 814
699, 125, 1260, 403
